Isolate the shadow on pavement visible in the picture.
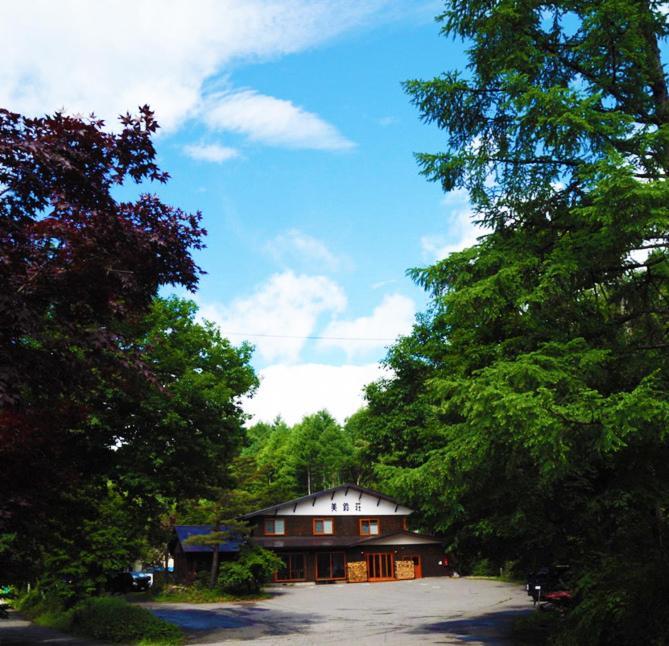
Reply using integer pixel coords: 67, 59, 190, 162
407, 608, 530, 644
0, 612, 98, 645
150, 605, 319, 642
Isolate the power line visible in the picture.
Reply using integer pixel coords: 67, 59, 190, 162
221, 331, 396, 342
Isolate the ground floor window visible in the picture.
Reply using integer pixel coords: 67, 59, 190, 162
276, 552, 306, 581
316, 551, 346, 580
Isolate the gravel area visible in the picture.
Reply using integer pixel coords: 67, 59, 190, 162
144, 577, 531, 645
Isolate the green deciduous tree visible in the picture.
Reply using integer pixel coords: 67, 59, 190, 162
363, 2, 669, 642
111, 296, 257, 503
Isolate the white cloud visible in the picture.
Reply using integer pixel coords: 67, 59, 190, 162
318, 293, 415, 358
377, 116, 398, 127
265, 229, 346, 272
0, 1, 388, 133
183, 143, 239, 163
244, 362, 386, 425
421, 188, 487, 259
201, 89, 355, 150
370, 279, 398, 289
198, 271, 346, 363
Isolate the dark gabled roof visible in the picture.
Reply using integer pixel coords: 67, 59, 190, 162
173, 525, 242, 553
240, 483, 409, 519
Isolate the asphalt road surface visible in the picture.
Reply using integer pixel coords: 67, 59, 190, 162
146, 577, 531, 645
0, 611, 104, 645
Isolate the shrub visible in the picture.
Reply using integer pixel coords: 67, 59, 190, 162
499, 560, 519, 581
193, 570, 210, 588
34, 608, 74, 632
69, 596, 182, 645
217, 562, 256, 595
552, 557, 669, 646
15, 587, 44, 614
218, 546, 283, 595
470, 558, 495, 576
15, 586, 68, 617
153, 584, 225, 603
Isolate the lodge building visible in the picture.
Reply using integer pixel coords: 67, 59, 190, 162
171, 484, 449, 583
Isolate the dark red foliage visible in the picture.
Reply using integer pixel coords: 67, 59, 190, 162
0, 107, 205, 545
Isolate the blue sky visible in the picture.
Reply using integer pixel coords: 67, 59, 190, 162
2, 1, 481, 423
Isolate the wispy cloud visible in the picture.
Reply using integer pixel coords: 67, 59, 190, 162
377, 116, 398, 127
265, 229, 347, 272
318, 293, 415, 358
370, 278, 398, 289
421, 188, 487, 259
0, 1, 388, 135
198, 271, 347, 364
200, 89, 355, 151
183, 143, 239, 163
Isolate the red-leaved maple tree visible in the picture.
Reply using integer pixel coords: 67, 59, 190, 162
0, 107, 205, 561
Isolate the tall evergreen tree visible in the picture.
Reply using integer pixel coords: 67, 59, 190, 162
365, 2, 669, 642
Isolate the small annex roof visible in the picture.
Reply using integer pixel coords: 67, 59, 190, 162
240, 483, 413, 519
172, 525, 242, 553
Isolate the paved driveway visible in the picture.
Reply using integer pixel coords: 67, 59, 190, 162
0, 610, 105, 645
146, 578, 531, 645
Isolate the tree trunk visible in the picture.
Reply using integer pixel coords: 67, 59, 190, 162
209, 544, 220, 588
210, 519, 222, 588
307, 467, 311, 495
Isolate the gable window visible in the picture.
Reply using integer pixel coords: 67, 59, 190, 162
264, 518, 285, 536
313, 518, 334, 535
359, 519, 380, 536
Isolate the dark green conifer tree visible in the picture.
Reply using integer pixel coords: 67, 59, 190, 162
364, 3, 669, 642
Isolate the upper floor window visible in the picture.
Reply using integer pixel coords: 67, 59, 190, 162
264, 518, 285, 536
359, 518, 380, 536
313, 518, 334, 535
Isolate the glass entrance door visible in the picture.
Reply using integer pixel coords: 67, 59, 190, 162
366, 552, 394, 581
316, 552, 346, 580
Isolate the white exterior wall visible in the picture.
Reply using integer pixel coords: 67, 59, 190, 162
269, 488, 412, 516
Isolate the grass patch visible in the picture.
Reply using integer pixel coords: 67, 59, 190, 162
33, 608, 75, 632
15, 590, 183, 645
465, 575, 524, 584
135, 584, 269, 604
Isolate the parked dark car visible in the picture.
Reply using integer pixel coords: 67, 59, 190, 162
107, 571, 151, 594
526, 565, 571, 604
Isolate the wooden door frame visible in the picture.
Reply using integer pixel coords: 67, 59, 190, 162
365, 551, 395, 582
315, 551, 347, 581
406, 554, 422, 579
274, 552, 307, 583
